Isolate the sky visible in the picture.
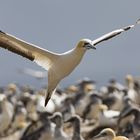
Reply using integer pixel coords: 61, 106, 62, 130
0, 1, 140, 89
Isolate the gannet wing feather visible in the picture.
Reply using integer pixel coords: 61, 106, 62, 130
92, 24, 135, 46
92, 18, 140, 46
0, 31, 60, 70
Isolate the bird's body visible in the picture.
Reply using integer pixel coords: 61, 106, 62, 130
52, 47, 85, 79
0, 94, 14, 135
0, 19, 139, 107
65, 115, 84, 140
49, 112, 70, 140
21, 112, 54, 140
46, 44, 87, 106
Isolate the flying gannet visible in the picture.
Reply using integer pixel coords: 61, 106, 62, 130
18, 68, 47, 80
0, 19, 139, 107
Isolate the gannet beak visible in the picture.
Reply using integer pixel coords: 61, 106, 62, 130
91, 45, 96, 50
85, 43, 96, 50
44, 95, 50, 107
94, 133, 101, 138
94, 133, 105, 138
64, 118, 72, 123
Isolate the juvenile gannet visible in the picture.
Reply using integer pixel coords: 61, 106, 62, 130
94, 128, 129, 140
49, 112, 70, 140
65, 115, 84, 140
21, 112, 53, 140
119, 107, 140, 136
0, 19, 139, 107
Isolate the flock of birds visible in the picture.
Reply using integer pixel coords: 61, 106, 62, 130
0, 75, 140, 140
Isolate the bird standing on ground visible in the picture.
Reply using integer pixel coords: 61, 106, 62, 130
94, 128, 129, 140
49, 112, 70, 140
0, 94, 14, 136
0, 19, 139, 107
65, 115, 84, 140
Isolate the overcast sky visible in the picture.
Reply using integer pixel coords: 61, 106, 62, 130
0, 1, 140, 88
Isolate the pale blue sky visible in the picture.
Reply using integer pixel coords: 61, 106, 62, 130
0, 1, 140, 88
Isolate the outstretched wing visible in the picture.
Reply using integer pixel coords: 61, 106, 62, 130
92, 19, 140, 46
0, 31, 60, 70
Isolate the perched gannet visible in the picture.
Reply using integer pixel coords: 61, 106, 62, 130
94, 128, 129, 140
60, 97, 75, 121
22, 93, 38, 121
49, 112, 70, 140
119, 107, 140, 135
0, 102, 28, 139
82, 93, 102, 121
21, 112, 53, 140
125, 75, 139, 104
65, 115, 84, 140
0, 19, 139, 107
0, 94, 14, 136
73, 78, 96, 116
97, 104, 119, 127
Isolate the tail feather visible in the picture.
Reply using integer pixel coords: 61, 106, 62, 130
44, 93, 51, 107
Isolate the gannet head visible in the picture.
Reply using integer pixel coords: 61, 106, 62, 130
64, 115, 81, 126
94, 128, 115, 139
77, 39, 96, 50
49, 112, 63, 125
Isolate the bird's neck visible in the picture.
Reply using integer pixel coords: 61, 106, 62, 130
69, 47, 87, 64
54, 126, 64, 137
73, 46, 87, 56
73, 121, 81, 137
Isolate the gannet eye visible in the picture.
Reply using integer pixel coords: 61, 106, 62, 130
83, 42, 89, 48
84, 42, 89, 46
83, 42, 95, 50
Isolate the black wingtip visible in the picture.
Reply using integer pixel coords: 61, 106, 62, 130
44, 96, 50, 107
123, 25, 135, 31
123, 26, 131, 31
44, 101, 47, 107
136, 19, 140, 24
0, 30, 6, 34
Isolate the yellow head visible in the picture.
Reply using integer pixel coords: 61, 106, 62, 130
95, 128, 116, 140
76, 39, 96, 50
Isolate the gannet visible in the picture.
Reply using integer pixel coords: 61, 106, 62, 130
60, 97, 75, 121
94, 128, 129, 140
119, 107, 140, 136
0, 94, 14, 136
21, 112, 54, 140
82, 93, 102, 121
65, 115, 84, 140
18, 68, 48, 80
49, 112, 70, 140
0, 19, 139, 107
